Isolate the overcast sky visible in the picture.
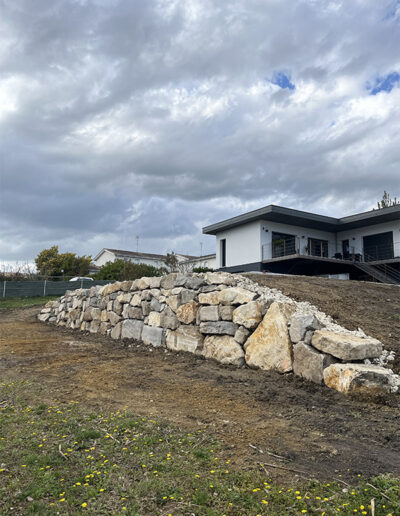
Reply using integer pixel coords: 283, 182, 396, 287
1, 0, 399, 265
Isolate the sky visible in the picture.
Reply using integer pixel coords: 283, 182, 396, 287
1, 0, 399, 266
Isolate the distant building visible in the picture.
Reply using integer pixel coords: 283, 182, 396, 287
92, 248, 216, 272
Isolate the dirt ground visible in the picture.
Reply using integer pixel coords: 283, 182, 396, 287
1, 305, 400, 485
247, 274, 400, 375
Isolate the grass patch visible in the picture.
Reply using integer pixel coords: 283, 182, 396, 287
0, 296, 59, 309
0, 379, 399, 515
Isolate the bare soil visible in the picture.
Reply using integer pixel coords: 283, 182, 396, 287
1, 304, 400, 484
247, 274, 400, 375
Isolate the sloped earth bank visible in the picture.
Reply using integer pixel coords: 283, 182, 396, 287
1, 307, 400, 484
247, 274, 400, 375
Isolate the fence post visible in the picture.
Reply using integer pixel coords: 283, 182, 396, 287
43, 280, 47, 297
2, 280, 6, 298
81, 279, 83, 289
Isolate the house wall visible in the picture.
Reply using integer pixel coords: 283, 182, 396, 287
93, 250, 115, 267
216, 221, 262, 268
260, 222, 337, 260
337, 220, 400, 258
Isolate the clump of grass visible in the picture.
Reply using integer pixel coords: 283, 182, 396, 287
0, 296, 59, 309
1, 379, 399, 515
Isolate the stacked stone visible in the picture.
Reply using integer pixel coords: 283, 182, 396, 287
38, 272, 399, 396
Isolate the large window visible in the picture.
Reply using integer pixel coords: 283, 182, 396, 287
220, 239, 226, 267
308, 238, 328, 258
363, 232, 394, 261
271, 232, 297, 257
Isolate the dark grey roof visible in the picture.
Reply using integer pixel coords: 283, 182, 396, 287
202, 204, 400, 235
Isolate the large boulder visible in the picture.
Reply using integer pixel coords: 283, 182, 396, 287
218, 287, 258, 306
176, 301, 198, 324
199, 321, 237, 336
198, 305, 219, 322
121, 319, 143, 340
198, 291, 220, 305
166, 326, 204, 354
293, 342, 336, 384
323, 363, 400, 395
160, 273, 178, 290
312, 330, 382, 361
203, 336, 245, 366
142, 325, 165, 347
244, 302, 295, 372
233, 301, 263, 329
289, 313, 321, 343
205, 272, 236, 286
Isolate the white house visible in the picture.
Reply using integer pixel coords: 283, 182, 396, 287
93, 248, 216, 272
203, 204, 400, 284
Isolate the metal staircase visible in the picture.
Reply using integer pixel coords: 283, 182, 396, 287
354, 261, 400, 285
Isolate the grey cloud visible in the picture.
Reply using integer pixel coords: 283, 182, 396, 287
0, 0, 399, 262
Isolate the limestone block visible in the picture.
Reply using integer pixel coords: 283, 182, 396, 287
113, 299, 123, 316
293, 342, 336, 384
149, 288, 161, 299
323, 363, 400, 395
166, 326, 204, 354
218, 288, 258, 306
150, 297, 163, 312
148, 311, 162, 327
141, 301, 151, 316
234, 326, 250, 345
38, 313, 51, 322
185, 276, 205, 290
180, 289, 197, 304
160, 313, 180, 330
174, 274, 189, 287
160, 273, 178, 290
205, 272, 236, 286
198, 305, 219, 322
107, 301, 113, 312
198, 291, 220, 305
101, 310, 108, 322
103, 282, 121, 296
147, 276, 161, 289
142, 325, 166, 347
176, 301, 198, 324
108, 311, 121, 326
126, 306, 143, 320
91, 308, 101, 321
82, 309, 93, 322
117, 292, 131, 304
199, 321, 237, 336
244, 302, 295, 372
166, 295, 180, 312
111, 322, 122, 339
120, 281, 132, 292
312, 330, 382, 361
89, 320, 101, 333
233, 301, 262, 329
219, 305, 234, 321
289, 314, 321, 343
130, 294, 142, 307
121, 319, 143, 340
203, 336, 245, 366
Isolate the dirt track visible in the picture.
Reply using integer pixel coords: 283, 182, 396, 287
1, 306, 400, 484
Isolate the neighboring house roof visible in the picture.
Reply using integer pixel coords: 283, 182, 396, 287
93, 248, 208, 263
202, 204, 400, 235
184, 253, 216, 263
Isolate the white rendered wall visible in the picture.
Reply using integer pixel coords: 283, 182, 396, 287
260, 222, 337, 260
216, 221, 262, 268
336, 220, 400, 257
93, 250, 115, 267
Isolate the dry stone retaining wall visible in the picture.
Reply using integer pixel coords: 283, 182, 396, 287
38, 272, 400, 396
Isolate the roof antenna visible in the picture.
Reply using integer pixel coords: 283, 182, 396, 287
136, 236, 139, 253
200, 242, 203, 257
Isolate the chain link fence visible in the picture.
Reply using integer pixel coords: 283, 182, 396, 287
0, 279, 111, 298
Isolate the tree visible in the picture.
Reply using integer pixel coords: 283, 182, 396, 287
164, 252, 179, 272
377, 191, 399, 209
35, 246, 91, 278
94, 260, 164, 281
